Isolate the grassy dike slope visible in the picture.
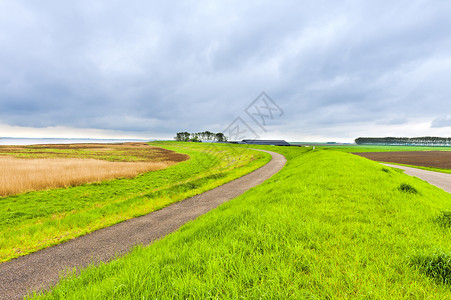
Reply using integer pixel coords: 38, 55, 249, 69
0, 142, 270, 262
31, 146, 451, 299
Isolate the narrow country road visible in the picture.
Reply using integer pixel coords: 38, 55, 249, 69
382, 163, 451, 194
0, 149, 286, 300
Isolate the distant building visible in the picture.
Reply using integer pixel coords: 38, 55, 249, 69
241, 139, 291, 146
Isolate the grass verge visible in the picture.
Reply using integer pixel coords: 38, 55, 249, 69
29, 146, 451, 299
0, 142, 270, 263
379, 161, 451, 175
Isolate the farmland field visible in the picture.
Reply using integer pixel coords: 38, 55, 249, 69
0, 142, 270, 262
317, 144, 451, 153
354, 151, 451, 169
0, 143, 188, 197
28, 144, 451, 299
317, 144, 451, 174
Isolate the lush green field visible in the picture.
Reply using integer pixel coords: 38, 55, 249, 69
0, 142, 270, 262
30, 145, 451, 299
317, 144, 451, 152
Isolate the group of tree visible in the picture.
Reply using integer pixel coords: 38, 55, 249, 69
174, 131, 227, 142
355, 136, 451, 146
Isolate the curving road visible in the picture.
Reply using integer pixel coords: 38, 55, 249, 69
0, 149, 286, 300
382, 163, 451, 194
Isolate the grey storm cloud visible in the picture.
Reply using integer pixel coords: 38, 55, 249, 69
0, 0, 451, 140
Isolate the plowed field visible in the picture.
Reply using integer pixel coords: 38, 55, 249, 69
354, 151, 451, 169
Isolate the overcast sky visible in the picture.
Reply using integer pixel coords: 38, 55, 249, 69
1, 1, 450, 142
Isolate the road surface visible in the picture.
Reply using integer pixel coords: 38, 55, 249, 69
382, 163, 451, 194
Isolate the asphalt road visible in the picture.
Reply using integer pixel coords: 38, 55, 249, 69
382, 163, 451, 193
0, 149, 286, 300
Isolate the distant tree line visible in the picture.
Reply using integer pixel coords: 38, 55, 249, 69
355, 136, 451, 146
174, 131, 227, 142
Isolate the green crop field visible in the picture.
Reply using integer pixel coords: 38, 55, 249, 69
0, 142, 270, 262
28, 144, 451, 299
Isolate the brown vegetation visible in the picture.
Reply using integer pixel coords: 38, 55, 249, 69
0, 143, 188, 196
354, 151, 451, 169
0, 142, 188, 162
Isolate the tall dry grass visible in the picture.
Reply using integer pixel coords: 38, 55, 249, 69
0, 157, 175, 197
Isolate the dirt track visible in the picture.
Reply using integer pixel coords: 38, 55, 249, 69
354, 151, 451, 169
0, 149, 286, 300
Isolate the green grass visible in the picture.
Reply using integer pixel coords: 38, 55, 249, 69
411, 251, 451, 285
318, 144, 451, 174
29, 146, 451, 299
379, 161, 451, 175
398, 183, 419, 194
317, 145, 451, 152
0, 142, 270, 262
435, 211, 451, 229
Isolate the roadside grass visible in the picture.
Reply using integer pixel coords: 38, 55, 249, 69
30, 146, 451, 299
0, 142, 270, 263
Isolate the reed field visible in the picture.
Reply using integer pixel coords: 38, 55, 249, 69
0, 142, 270, 262
0, 143, 189, 196
28, 144, 451, 299
0, 157, 176, 197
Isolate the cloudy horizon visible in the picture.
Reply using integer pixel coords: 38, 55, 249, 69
1, 1, 450, 143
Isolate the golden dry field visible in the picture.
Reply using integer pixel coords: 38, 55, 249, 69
0, 143, 188, 196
